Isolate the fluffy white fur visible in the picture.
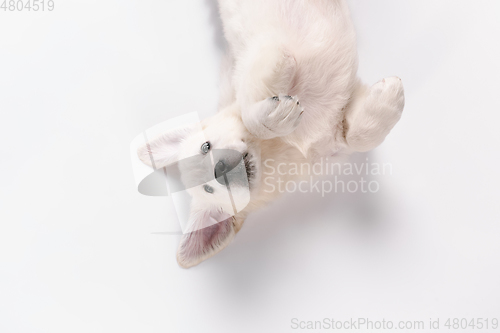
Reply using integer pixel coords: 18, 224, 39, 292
138, 0, 405, 268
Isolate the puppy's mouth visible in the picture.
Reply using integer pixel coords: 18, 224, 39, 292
243, 151, 255, 187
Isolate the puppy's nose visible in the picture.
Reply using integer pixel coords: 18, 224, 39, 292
215, 161, 228, 185
216, 161, 227, 173
215, 157, 242, 185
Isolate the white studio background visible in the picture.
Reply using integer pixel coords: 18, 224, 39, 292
1, 1, 499, 332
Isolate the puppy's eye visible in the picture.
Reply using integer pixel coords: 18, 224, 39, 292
201, 141, 211, 154
203, 184, 214, 194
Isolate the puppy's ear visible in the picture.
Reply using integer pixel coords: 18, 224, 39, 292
137, 127, 192, 169
177, 208, 236, 268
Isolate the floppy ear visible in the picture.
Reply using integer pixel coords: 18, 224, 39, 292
137, 127, 192, 169
177, 208, 236, 268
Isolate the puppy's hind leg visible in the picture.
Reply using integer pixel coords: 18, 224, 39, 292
343, 77, 405, 152
237, 46, 302, 139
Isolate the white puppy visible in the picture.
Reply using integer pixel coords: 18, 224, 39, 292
138, 0, 405, 268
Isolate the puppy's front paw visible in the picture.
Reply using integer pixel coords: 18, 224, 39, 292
260, 94, 304, 137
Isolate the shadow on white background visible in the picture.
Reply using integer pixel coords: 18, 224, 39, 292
1, 1, 499, 332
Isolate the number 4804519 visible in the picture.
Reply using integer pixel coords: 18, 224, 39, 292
1, 0, 55, 11
444, 318, 499, 330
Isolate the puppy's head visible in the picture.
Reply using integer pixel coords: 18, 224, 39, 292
137, 110, 260, 268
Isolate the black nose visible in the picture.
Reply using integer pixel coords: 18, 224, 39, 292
215, 159, 241, 185
212, 151, 245, 186
215, 161, 227, 185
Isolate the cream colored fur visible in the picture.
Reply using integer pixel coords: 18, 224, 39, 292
138, 0, 405, 268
